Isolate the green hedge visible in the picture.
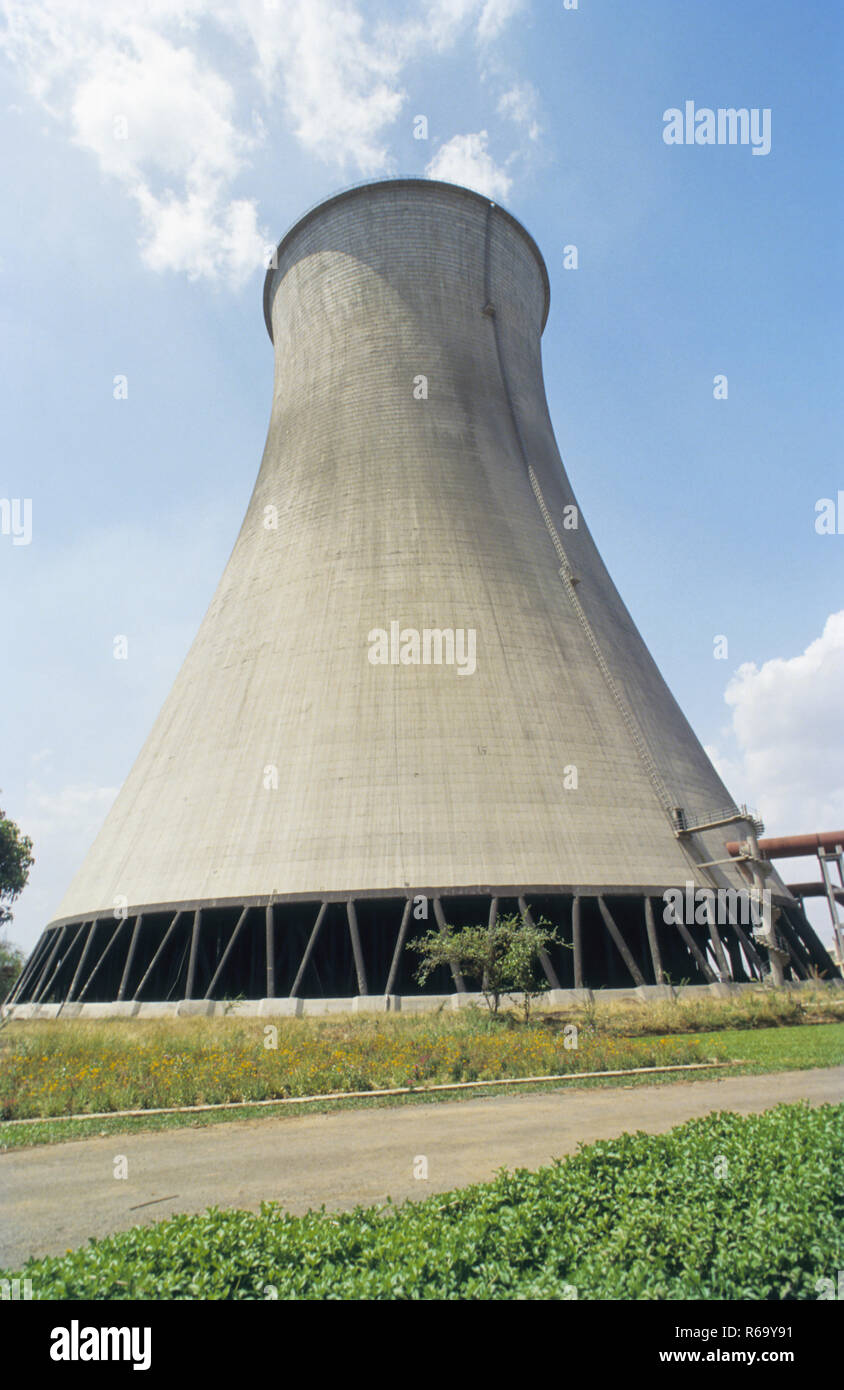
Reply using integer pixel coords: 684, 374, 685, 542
7, 1102, 842, 1300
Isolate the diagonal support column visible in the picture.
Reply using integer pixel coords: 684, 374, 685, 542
133, 911, 183, 1001
290, 903, 327, 998
347, 900, 368, 996
774, 911, 811, 980
596, 896, 645, 987
518, 896, 560, 988
65, 921, 98, 1004
117, 916, 143, 1001
204, 908, 250, 999
5, 930, 52, 1004
78, 918, 126, 1002
385, 899, 413, 996
35, 923, 89, 1004
668, 913, 719, 984
643, 898, 664, 985
30, 925, 70, 1004
49, 920, 92, 1004
701, 899, 731, 980
721, 905, 765, 980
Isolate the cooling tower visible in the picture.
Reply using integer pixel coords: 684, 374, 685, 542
9, 179, 837, 1014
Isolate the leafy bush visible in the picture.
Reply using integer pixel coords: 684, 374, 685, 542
5, 1102, 842, 1299
0, 939, 25, 1002
410, 911, 564, 1017
0, 801, 34, 933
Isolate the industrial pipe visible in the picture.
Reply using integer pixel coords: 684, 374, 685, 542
726, 831, 844, 859
787, 881, 844, 901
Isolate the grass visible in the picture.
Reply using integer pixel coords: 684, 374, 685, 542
0, 1061, 744, 1149
564, 983, 844, 1035
1, 993, 841, 1149
710, 1020, 844, 1070
0, 1007, 718, 1121
4, 1101, 842, 1299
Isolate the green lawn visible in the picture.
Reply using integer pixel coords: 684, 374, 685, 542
708, 1021, 844, 1070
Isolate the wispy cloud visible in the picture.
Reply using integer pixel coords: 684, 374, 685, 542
0, 0, 533, 284
425, 129, 512, 199
235, 0, 406, 175
476, 0, 527, 44
497, 81, 541, 140
1, 1, 265, 283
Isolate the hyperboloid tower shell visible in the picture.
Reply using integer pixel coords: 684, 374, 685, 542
10, 179, 837, 1013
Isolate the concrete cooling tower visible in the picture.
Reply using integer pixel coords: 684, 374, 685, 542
9, 179, 838, 1016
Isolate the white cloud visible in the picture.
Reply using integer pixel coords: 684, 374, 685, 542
133, 186, 265, 282
704, 612, 844, 952
385, 0, 522, 56
238, 0, 406, 175
425, 129, 512, 200
0, 0, 532, 282
232, 1, 528, 172
476, 0, 526, 44
497, 81, 540, 140
0, 1, 265, 285
706, 610, 844, 833
69, 27, 245, 184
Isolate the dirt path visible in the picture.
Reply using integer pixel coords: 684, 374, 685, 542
2, 1066, 842, 1270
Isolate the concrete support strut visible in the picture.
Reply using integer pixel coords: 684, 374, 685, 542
7, 887, 837, 1009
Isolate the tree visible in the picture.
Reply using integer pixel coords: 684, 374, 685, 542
0, 801, 33, 1004
0, 939, 25, 1001
409, 910, 563, 1019
0, 799, 34, 930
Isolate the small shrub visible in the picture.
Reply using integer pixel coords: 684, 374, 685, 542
410, 911, 566, 1018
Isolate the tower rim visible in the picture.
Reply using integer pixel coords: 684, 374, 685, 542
261, 176, 551, 342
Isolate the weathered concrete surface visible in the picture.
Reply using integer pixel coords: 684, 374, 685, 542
50, 179, 773, 922
2, 1067, 841, 1271
16, 178, 826, 1015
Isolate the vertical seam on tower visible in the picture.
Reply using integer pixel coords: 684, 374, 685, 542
482, 203, 675, 820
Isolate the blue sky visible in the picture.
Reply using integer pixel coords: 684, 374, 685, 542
1, 0, 842, 953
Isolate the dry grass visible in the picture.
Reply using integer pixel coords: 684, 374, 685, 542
540, 984, 844, 1037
